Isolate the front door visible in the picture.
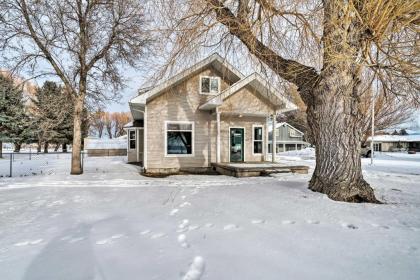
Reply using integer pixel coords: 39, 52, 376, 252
230, 128, 244, 162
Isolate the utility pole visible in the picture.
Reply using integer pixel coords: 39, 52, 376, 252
370, 76, 378, 165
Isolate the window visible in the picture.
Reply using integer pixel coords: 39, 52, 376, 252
289, 128, 301, 138
200, 76, 220, 95
129, 130, 136, 150
373, 143, 382, 152
166, 122, 194, 156
253, 126, 263, 154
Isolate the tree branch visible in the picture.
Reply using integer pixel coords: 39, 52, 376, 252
206, 0, 319, 96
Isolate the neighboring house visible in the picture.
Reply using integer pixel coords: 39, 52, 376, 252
84, 135, 127, 156
127, 53, 297, 174
367, 133, 420, 152
268, 122, 308, 153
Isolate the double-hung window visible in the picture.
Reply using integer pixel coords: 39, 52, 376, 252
200, 76, 220, 95
253, 126, 263, 154
129, 130, 136, 149
166, 122, 194, 156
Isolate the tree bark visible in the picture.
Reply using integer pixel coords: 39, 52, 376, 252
70, 95, 84, 175
307, 69, 379, 203
14, 142, 21, 152
43, 142, 49, 153
0, 141, 2, 158
62, 143, 67, 153
54, 143, 59, 152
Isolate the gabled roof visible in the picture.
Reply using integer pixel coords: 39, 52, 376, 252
270, 122, 304, 135
130, 53, 244, 105
199, 73, 297, 112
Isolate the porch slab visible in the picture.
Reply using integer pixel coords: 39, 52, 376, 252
211, 162, 309, 177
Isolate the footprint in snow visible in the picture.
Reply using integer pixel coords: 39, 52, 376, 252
68, 237, 85, 243
179, 202, 191, 208
178, 219, 190, 229
150, 233, 166, 239
306, 220, 320, 225
189, 225, 200, 231
140, 230, 151, 235
182, 256, 205, 280
281, 220, 296, 225
204, 223, 214, 228
177, 234, 189, 248
223, 224, 239, 230
96, 239, 111, 245
14, 241, 29, 247
14, 239, 43, 247
251, 219, 265, 225
111, 234, 124, 239
341, 223, 358, 229
170, 209, 179, 216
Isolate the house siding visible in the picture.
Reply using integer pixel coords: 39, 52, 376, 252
219, 85, 275, 116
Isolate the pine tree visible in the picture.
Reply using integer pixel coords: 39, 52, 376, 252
32, 81, 74, 152
0, 74, 34, 153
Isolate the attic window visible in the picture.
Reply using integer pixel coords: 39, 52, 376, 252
200, 76, 220, 95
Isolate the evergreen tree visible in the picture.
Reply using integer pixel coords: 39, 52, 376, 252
33, 81, 74, 152
0, 74, 34, 153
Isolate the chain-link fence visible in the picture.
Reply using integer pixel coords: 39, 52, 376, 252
0, 152, 84, 178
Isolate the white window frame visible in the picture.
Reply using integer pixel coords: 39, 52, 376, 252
199, 75, 221, 95
164, 121, 195, 157
289, 128, 302, 138
252, 125, 264, 155
128, 129, 136, 150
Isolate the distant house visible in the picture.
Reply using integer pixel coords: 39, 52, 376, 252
268, 122, 308, 153
127, 53, 297, 174
367, 133, 420, 152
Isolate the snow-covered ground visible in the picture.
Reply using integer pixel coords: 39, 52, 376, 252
0, 154, 419, 279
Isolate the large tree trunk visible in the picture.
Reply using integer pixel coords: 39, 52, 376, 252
62, 143, 67, 153
0, 141, 2, 158
70, 95, 84, 175
307, 69, 380, 203
43, 142, 49, 153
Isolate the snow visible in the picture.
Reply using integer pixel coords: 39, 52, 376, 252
0, 155, 419, 279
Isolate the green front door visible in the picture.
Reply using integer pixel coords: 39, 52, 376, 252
230, 128, 244, 162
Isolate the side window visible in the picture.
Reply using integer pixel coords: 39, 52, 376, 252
200, 76, 220, 95
253, 126, 263, 154
129, 130, 136, 149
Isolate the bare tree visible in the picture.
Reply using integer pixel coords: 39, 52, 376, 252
112, 112, 131, 138
155, 0, 419, 202
0, 0, 151, 174
103, 112, 113, 139
91, 110, 106, 138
